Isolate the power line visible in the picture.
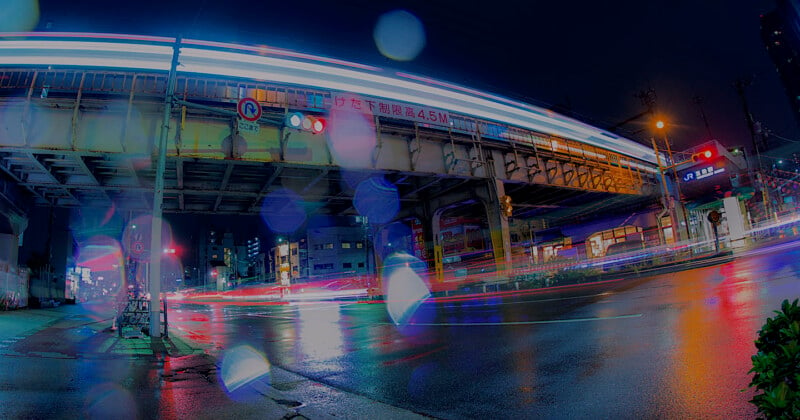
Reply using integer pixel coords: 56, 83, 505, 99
769, 132, 800, 143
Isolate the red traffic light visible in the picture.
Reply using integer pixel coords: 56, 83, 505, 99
285, 112, 326, 134
303, 115, 326, 134
692, 149, 714, 162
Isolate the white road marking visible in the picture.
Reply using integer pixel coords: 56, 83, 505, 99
399, 313, 643, 326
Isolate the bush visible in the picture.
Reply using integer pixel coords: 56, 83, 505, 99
749, 298, 800, 419
548, 267, 602, 286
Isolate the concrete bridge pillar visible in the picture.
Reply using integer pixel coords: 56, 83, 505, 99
0, 212, 28, 271
0, 210, 28, 307
478, 179, 513, 275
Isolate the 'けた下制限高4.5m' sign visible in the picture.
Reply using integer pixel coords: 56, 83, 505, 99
332, 94, 450, 126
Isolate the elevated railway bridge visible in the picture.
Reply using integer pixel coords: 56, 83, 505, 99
0, 33, 664, 302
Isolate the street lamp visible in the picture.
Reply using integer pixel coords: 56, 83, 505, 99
653, 119, 691, 242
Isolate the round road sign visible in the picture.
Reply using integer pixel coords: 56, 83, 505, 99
237, 97, 262, 122
132, 241, 145, 255
707, 210, 721, 224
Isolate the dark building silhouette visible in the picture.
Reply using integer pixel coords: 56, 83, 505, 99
761, 1, 800, 130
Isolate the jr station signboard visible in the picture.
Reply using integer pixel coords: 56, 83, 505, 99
676, 155, 734, 201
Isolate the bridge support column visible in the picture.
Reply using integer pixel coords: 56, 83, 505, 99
479, 179, 513, 275
0, 212, 27, 270
431, 209, 445, 286
0, 213, 28, 308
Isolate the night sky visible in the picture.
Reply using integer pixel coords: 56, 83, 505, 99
32, 0, 798, 151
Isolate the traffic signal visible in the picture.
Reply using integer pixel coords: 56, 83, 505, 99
500, 195, 513, 217
692, 148, 715, 162
285, 111, 326, 134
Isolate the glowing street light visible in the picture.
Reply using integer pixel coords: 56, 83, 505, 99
651, 118, 691, 243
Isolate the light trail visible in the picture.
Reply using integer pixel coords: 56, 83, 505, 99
0, 32, 657, 164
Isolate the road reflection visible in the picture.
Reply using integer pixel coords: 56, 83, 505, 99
167, 244, 800, 418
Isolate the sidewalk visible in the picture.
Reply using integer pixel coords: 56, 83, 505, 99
0, 301, 430, 420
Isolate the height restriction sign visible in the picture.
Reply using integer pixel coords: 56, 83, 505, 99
237, 97, 262, 122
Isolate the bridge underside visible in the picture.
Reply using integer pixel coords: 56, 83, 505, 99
0, 149, 657, 225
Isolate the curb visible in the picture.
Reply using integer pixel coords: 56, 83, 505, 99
163, 329, 204, 356
164, 325, 430, 419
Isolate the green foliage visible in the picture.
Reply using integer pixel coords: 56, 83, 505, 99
513, 272, 548, 289
749, 299, 800, 419
548, 267, 603, 286
513, 267, 603, 290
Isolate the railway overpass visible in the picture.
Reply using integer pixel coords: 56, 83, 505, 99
0, 33, 664, 309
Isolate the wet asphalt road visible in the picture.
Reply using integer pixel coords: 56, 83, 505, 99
171, 241, 800, 419
0, 303, 290, 420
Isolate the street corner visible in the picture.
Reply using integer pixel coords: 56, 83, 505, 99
162, 333, 205, 357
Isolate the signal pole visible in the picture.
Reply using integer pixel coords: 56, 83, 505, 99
148, 37, 181, 338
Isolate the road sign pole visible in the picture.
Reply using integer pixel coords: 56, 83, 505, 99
149, 36, 180, 338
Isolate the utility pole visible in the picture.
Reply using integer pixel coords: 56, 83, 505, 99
148, 36, 180, 338
733, 78, 763, 157
734, 77, 772, 220
692, 95, 714, 141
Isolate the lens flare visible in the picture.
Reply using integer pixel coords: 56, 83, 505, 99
0, 0, 39, 32
260, 188, 306, 233
76, 236, 123, 273
220, 345, 271, 392
121, 215, 174, 260
383, 252, 431, 326
353, 177, 399, 224
374, 10, 426, 61
327, 97, 377, 168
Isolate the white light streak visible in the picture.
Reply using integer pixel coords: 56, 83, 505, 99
0, 34, 657, 163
